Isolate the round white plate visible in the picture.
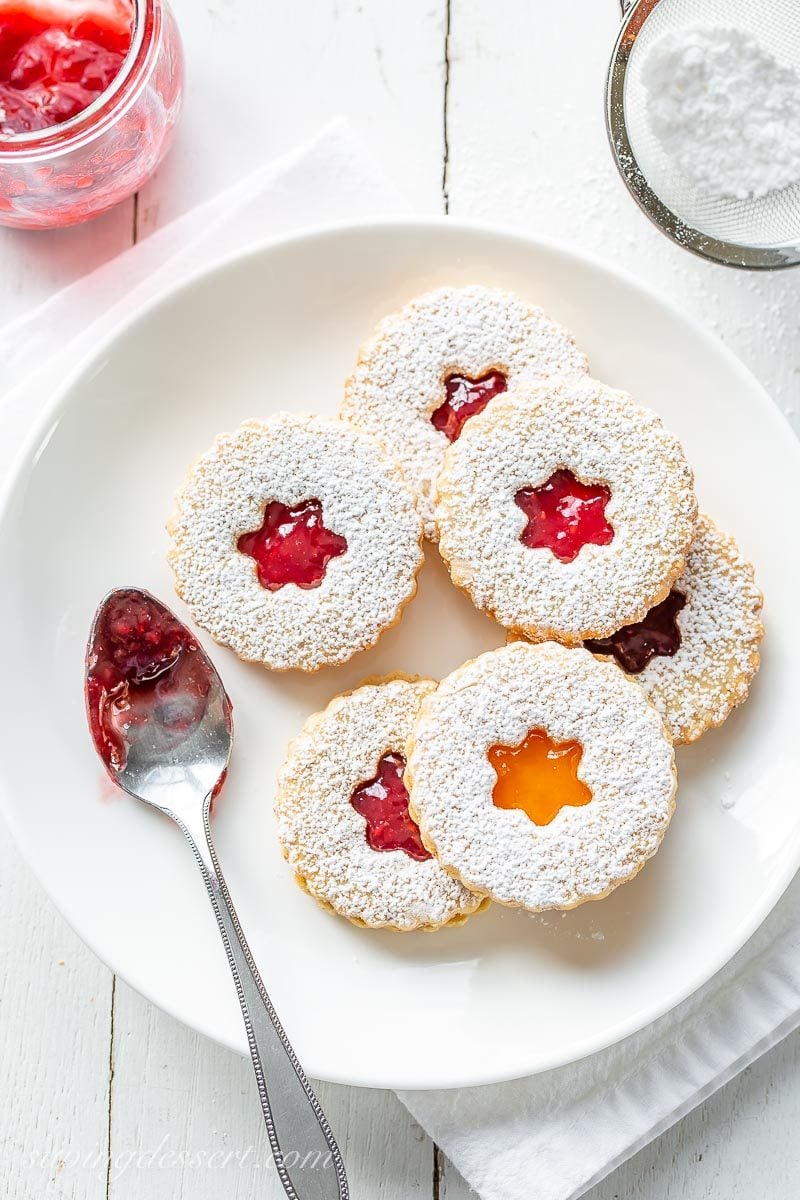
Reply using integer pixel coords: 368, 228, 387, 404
1, 220, 798, 1091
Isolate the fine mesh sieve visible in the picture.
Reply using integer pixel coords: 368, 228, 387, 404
606, 0, 800, 268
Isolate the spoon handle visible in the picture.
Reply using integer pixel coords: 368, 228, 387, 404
177, 803, 349, 1200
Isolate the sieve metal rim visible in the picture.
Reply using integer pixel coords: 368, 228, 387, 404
605, 0, 800, 270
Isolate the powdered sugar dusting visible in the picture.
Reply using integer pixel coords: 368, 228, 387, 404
340, 285, 589, 540
406, 641, 676, 912
623, 515, 764, 744
168, 414, 423, 672
435, 377, 697, 643
644, 27, 800, 201
276, 678, 485, 931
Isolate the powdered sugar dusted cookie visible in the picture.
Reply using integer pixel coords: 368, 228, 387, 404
276, 677, 486, 931
583, 515, 764, 744
405, 642, 676, 912
434, 376, 697, 645
168, 415, 423, 672
340, 285, 589, 539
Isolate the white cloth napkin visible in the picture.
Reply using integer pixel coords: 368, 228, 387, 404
0, 119, 411, 472
3, 119, 800, 1200
400, 875, 800, 1200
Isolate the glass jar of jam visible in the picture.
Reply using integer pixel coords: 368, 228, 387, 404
0, 0, 183, 228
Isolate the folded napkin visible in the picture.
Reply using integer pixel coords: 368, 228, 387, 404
3, 119, 800, 1200
400, 873, 800, 1200
0, 119, 411, 474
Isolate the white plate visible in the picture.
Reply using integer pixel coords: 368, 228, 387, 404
1, 220, 799, 1091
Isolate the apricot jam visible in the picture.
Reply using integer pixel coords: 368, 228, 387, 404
488, 728, 591, 826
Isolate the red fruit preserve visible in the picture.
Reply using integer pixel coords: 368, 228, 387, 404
237, 499, 348, 593
584, 589, 686, 674
85, 588, 218, 775
0, 0, 183, 228
0, 3, 131, 136
431, 370, 508, 442
515, 468, 614, 564
350, 753, 432, 862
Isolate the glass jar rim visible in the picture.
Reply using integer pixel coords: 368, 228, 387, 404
0, 0, 155, 157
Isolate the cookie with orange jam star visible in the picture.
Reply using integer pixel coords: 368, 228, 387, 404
433, 376, 697, 646
405, 641, 676, 912
340, 285, 589, 540
275, 677, 487, 931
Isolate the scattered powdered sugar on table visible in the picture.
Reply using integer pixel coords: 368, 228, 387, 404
643, 26, 800, 201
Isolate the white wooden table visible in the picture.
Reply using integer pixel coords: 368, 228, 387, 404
3, 2, 800, 1197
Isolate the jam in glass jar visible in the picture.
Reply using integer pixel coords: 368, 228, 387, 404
0, 0, 183, 228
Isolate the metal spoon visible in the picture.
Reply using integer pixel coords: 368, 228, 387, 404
85, 587, 348, 1200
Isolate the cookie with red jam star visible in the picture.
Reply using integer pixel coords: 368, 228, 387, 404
405, 641, 676, 912
167, 414, 423, 672
583, 515, 764, 744
434, 376, 697, 646
340, 285, 589, 540
276, 677, 487, 931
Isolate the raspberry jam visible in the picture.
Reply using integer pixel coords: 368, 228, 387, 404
0, 0, 183, 230
488, 728, 591, 827
431, 370, 508, 442
515, 469, 613, 563
584, 588, 686, 674
0, 4, 132, 136
350, 753, 431, 862
237, 499, 348, 592
85, 588, 217, 774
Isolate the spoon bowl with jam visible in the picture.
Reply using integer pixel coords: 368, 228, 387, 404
85, 587, 348, 1200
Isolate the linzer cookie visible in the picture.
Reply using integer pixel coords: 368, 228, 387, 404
167, 414, 423, 672
405, 641, 676, 912
275, 677, 486, 931
434, 376, 697, 645
584, 514, 764, 744
340, 285, 589, 539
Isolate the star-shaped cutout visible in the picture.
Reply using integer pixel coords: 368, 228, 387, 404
350, 753, 431, 861
237, 498, 347, 592
488, 727, 592, 827
515, 468, 614, 563
431, 369, 508, 442
585, 588, 686, 674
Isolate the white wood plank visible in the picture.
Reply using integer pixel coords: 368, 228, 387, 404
0, 820, 113, 1200
118, 6, 448, 1199
585, 1029, 800, 1199
445, 0, 800, 427
136, 0, 449, 240
440, 1148, 476, 1198
0, 200, 134, 324
441, 2, 800, 1196
108, 979, 434, 1199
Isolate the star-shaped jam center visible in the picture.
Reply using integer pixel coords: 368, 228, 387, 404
584, 588, 686, 674
350, 752, 431, 861
488, 728, 592, 826
237, 498, 347, 592
515, 468, 614, 563
431, 369, 508, 442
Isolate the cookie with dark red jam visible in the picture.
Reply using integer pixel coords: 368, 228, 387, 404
434, 376, 697, 646
167, 414, 423, 672
275, 678, 486, 931
340, 285, 588, 540
584, 515, 764, 744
